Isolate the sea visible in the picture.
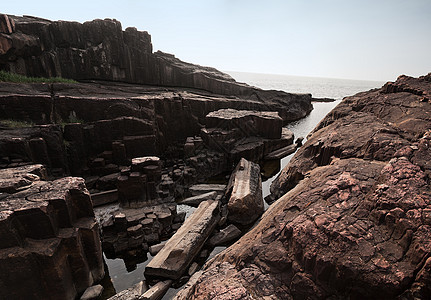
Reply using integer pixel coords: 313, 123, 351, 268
103, 72, 384, 298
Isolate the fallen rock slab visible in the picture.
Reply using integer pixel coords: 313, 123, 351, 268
140, 280, 172, 300
178, 191, 217, 207
206, 109, 283, 139
208, 224, 242, 247
91, 189, 118, 207
80, 284, 103, 300
225, 158, 263, 225
149, 241, 166, 256
144, 200, 220, 280
188, 184, 226, 196
107, 280, 148, 300
265, 143, 297, 160
0, 164, 47, 193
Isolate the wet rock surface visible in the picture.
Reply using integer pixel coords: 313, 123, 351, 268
174, 74, 431, 299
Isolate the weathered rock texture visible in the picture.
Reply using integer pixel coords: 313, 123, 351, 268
99, 203, 185, 255
174, 74, 431, 299
145, 200, 220, 280
225, 158, 264, 225
0, 167, 104, 300
0, 13, 312, 121
117, 156, 162, 207
201, 109, 294, 163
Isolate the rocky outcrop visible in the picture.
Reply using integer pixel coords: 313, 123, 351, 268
98, 202, 185, 255
0, 80, 306, 176
201, 109, 295, 164
0, 13, 312, 120
174, 73, 431, 299
0, 166, 104, 300
117, 156, 162, 207
271, 73, 431, 199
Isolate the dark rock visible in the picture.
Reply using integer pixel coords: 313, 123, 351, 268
149, 241, 166, 256
0, 14, 15, 34
178, 191, 218, 207
96, 172, 120, 190
187, 262, 200, 277
0, 174, 104, 300
206, 109, 283, 139
295, 136, 304, 146
208, 224, 242, 247
0, 14, 312, 123
265, 144, 297, 160
173, 211, 186, 223
188, 184, 226, 196
312, 97, 336, 102
0, 164, 47, 193
91, 189, 118, 207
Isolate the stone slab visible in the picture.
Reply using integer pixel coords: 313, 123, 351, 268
145, 200, 220, 280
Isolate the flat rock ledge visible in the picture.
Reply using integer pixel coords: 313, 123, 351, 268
174, 73, 431, 299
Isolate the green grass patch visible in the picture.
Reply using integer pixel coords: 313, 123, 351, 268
0, 119, 34, 128
0, 70, 77, 83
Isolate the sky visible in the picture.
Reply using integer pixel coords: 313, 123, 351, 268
2, 0, 431, 81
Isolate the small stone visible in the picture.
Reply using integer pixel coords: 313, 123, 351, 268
188, 262, 199, 276
208, 224, 242, 247
149, 241, 166, 256
80, 284, 103, 300
173, 212, 186, 223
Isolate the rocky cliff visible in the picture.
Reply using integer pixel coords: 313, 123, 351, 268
175, 73, 431, 299
0, 13, 312, 118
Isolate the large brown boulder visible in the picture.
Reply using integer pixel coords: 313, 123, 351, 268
174, 73, 431, 299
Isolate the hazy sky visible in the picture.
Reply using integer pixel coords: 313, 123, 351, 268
3, 0, 431, 81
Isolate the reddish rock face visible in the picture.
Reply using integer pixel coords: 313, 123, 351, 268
174, 74, 431, 299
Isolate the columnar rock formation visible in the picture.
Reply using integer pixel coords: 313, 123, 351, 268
0, 13, 312, 119
201, 109, 295, 163
0, 165, 104, 300
117, 156, 162, 207
174, 74, 431, 299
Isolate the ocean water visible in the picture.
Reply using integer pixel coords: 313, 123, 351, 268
104, 72, 384, 297
226, 71, 384, 101
226, 71, 384, 199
